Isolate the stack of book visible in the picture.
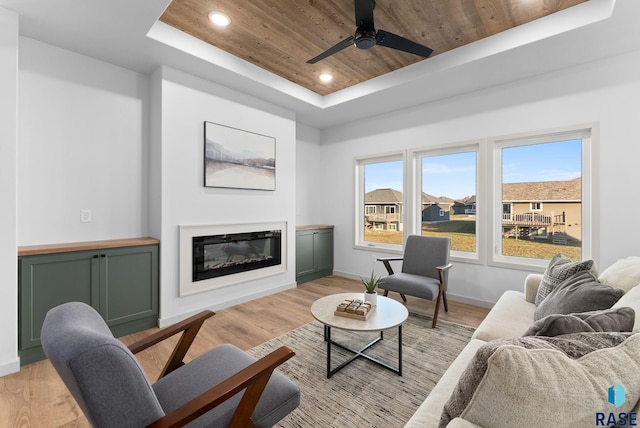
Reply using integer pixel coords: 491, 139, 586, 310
334, 298, 375, 320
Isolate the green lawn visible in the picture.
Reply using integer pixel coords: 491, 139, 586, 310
365, 218, 582, 261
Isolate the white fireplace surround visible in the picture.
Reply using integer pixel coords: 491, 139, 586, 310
179, 221, 287, 296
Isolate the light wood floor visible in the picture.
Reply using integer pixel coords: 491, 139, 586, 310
0, 276, 489, 427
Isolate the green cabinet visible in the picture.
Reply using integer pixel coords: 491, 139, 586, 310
296, 226, 334, 284
19, 240, 159, 365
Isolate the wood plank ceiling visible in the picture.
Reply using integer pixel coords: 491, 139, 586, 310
160, 0, 587, 96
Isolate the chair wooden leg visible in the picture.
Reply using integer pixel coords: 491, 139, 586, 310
400, 293, 407, 303
383, 289, 389, 297
432, 288, 444, 328
442, 290, 449, 312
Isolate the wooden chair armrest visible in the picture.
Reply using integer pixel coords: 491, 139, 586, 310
128, 310, 215, 379
436, 263, 453, 272
147, 346, 296, 428
377, 257, 403, 275
436, 263, 453, 285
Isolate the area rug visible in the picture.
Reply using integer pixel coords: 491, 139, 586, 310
248, 313, 474, 427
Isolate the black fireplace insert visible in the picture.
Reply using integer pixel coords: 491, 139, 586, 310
192, 229, 282, 282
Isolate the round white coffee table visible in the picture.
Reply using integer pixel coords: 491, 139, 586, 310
310, 292, 409, 378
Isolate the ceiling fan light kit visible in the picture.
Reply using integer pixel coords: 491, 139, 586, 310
354, 24, 376, 49
307, 0, 433, 64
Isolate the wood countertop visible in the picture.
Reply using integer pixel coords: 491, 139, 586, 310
18, 237, 160, 256
296, 224, 335, 231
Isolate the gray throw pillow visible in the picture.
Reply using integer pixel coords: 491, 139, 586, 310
523, 307, 635, 337
534, 270, 624, 321
535, 254, 594, 306
439, 332, 634, 428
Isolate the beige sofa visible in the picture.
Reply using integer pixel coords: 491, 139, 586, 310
405, 257, 640, 428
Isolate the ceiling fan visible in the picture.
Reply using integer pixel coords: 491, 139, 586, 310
307, 0, 433, 64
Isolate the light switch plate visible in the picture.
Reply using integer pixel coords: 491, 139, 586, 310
80, 209, 92, 223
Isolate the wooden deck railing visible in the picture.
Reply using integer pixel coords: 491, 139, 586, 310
366, 213, 400, 223
502, 212, 552, 226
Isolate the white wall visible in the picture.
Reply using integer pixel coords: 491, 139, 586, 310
320, 49, 640, 305
17, 38, 149, 245
295, 123, 323, 226
152, 67, 297, 325
0, 7, 19, 376
10, 37, 150, 373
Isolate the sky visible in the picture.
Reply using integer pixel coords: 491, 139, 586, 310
364, 139, 582, 200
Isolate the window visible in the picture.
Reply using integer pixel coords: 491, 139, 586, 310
353, 126, 595, 269
355, 154, 404, 249
417, 148, 478, 256
492, 128, 593, 267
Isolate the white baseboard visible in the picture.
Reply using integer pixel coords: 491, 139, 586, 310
0, 357, 20, 377
158, 281, 296, 328
445, 293, 494, 309
332, 270, 495, 309
332, 270, 361, 281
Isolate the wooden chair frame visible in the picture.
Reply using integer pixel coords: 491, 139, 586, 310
378, 257, 453, 328
127, 310, 295, 428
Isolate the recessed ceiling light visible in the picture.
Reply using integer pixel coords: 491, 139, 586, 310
319, 73, 333, 83
208, 11, 230, 27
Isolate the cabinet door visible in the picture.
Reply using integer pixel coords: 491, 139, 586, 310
296, 231, 316, 277
313, 229, 334, 272
19, 251, 100, 352
99, 245, 158, 329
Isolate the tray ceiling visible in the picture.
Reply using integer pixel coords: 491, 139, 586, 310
159, 0, 587, 96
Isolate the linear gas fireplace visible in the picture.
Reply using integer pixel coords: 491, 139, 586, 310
180, 222, 287, 296
192, 230, 281, 281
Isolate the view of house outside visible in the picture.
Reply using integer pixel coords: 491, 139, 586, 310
362, 138, 583, 261
500, 139, 582, 260
421, 151, 477, 253
363, 160, 403, 245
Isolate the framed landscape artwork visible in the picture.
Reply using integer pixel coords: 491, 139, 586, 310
204, 122, 276, 190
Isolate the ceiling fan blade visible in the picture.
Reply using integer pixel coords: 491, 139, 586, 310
354, 0, 375, 26
376, 29, 433, 58
307, 36, 355, 64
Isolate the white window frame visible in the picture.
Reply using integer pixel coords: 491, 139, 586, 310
530, 202, 543, 211
354, 152, 405, 252
488, 125, 597, 271
409, 141, 483, 263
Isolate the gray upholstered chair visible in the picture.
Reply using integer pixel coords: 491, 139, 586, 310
378, 235, 452, 328
41, 301, 300, 427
